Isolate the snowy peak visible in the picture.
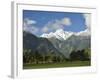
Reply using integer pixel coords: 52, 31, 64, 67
41, 29, 90, 40
41, 32, 54, 38
76, 29, 90, 36
54, 29, 73, 40
41, 29, 73, 40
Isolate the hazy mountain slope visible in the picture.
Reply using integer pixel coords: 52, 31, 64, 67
41, 29, 91, 58
23, 31, 65, 57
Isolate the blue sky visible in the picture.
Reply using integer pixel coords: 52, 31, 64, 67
23, 10, 87, 36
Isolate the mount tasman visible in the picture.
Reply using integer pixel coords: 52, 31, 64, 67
23, 29, 90, 59
41, 29, 90, 58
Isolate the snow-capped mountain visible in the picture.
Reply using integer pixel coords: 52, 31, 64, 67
41, 29, 73, 40
41, 29, 91, 58
41, 29, 90, 41
76, 29, 90, 36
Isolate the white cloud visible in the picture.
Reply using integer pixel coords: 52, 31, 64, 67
60, 17, 71, 26
42, 17, 72, 33
23, 18, 39, 34
83, 14, 91, 31
42, 26, 49, 33
24, 18, 36, 25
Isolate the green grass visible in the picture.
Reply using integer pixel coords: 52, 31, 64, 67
23, 61, 91, 69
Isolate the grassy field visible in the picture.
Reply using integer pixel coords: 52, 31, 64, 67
23, 61, 90, 69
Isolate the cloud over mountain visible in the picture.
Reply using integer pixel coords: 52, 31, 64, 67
23, 18, 39, 34
42, 17, 72, 33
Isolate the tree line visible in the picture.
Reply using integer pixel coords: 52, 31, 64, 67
23, 48, 90, 64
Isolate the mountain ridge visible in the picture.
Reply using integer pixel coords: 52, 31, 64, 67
23, 28, 90, 58
23, 31, 65, 58
41, 29, 90, 41
40, 29, 90, 58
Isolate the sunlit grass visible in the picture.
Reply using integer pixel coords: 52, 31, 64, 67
23, 61, 90, 69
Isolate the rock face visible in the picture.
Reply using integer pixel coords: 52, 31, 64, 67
23, 31, 64, 57
41, 29, 91, 58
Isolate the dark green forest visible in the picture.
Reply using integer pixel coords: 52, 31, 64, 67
23, 48, 91, 64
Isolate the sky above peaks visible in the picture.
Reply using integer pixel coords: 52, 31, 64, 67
23, 10, 90, 36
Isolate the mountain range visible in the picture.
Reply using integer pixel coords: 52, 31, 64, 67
41, 29, 91, 58
41, 29, 90, 41
23, 31, 65, 58
23, 28, 90, 58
